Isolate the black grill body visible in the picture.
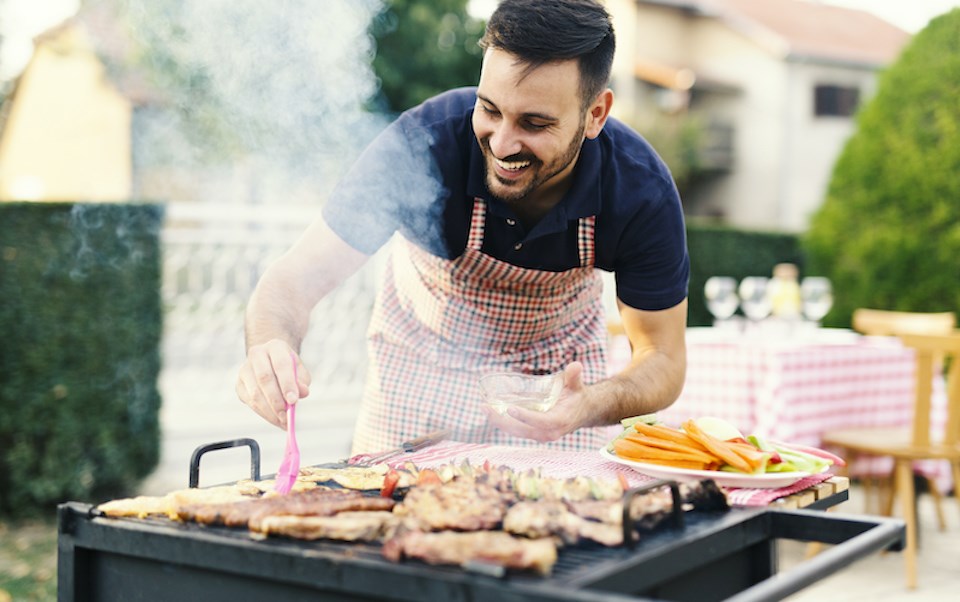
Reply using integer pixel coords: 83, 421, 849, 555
57, 497, 902, 602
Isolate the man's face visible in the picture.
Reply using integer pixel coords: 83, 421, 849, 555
472, 48, 588, 206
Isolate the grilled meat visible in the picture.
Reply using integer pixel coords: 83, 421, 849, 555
247, 494, 395, 531
382, 531, 558, 575
179, 488, 396, 529
233, 478, 318, 496
299, 464, 416, 490
255, 511, 400, 542
503, 500, 621, 546
97, 458, 731, 577
566, 479, 729, 531
400, 461, 627, 502
97, 495, 178, 519
393, 479, 509, 531
503, 500, 580, 543
97, 485, 259, 519
500, 479, 729, 547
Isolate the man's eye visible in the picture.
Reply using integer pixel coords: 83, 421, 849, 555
481, 105, 500, 116
524, 122, 549, 131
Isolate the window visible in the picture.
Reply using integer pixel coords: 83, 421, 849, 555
814, 85, 860, 117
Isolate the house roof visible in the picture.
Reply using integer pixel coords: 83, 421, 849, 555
30, 3, 162, 105
639, 0, 911, 67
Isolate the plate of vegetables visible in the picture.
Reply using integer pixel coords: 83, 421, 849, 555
601, 415, 844, 489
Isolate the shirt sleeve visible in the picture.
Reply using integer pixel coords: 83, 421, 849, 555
613, 177, 690, 311
322, 113, 448, 256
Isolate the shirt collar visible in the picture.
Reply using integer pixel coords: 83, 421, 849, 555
466, 134, 603, 233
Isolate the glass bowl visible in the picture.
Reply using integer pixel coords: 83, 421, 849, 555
479, 372, 562, 415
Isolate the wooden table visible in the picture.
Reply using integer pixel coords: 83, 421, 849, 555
773, 475, 849, 510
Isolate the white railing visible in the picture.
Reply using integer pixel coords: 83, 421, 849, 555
160, 202, 379, 399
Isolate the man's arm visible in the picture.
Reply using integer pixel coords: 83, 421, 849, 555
236, 216, 370, 429
580, 298, 687, 423
484, 298, 687, 441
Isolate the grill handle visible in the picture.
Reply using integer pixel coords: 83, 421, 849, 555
622, 479, 684, 549
189, 438, 261, 488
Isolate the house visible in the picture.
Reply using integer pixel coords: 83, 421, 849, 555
0, 9, 262, 206
2, 0, 909, 232
605, 0, 910, 232
0, 19, 134, 202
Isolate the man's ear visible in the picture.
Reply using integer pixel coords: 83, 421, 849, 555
585, 89, 614, 140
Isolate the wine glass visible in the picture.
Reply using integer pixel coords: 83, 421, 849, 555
801, 277, 833, 324
704, 276, 739, 324
738, 277, 772, 322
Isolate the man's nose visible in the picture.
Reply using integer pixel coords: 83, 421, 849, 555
488, 122, 522, 159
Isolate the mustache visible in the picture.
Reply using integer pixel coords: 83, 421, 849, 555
479, 138, 538, 165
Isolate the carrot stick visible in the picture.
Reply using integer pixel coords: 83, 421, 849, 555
633, 423, 710, 451
621, 433, 718, 462
682, 420, 755, 473
613, 439, 716, 464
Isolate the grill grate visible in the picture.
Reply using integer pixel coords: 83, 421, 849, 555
102, 502, 728, 588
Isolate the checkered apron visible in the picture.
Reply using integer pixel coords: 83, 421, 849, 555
351, 197, 609, 454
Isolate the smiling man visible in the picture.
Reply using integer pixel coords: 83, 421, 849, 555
237, 0, 690, 454
474, 47, 598, 224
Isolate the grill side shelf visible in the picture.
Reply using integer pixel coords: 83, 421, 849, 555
561, 508, 904, 602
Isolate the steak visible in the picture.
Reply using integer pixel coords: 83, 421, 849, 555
382, 531, 559, 575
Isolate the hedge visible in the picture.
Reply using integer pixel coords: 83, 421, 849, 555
0, 202, 163, 516
685, 221, 804, 327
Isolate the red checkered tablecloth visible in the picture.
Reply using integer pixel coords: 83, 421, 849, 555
609, 327, 951, 491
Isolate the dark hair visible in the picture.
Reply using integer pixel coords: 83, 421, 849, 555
479, 0, 615, 109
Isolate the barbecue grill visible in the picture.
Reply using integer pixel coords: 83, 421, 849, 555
57, 439, 905, 602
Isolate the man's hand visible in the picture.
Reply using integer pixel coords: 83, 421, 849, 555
482, 297, 687, 442
482, 362, 591, 442
237, 216, 368, 429
236, 339, 310, 429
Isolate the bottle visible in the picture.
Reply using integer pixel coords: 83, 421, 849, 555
770, 263, 802, 320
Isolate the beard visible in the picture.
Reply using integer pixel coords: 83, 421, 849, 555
480, 121, 585, 205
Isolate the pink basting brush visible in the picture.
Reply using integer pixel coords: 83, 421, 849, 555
274, 353, 300, 495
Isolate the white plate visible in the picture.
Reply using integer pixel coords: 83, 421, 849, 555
599, 448, 819, 489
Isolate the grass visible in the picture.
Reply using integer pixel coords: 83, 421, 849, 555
0, 515, 58, 602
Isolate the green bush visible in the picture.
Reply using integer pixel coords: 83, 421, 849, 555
686, 221, 802, 326
803, 10, 960, 325
0, 202, 164, 516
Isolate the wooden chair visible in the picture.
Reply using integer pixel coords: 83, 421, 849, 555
849, 309, 957, 519
852, 308, 956, 338
821, 332, 960, 588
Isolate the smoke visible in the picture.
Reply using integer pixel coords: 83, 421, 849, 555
66, 203, 159, 279
83, 0, 390, 204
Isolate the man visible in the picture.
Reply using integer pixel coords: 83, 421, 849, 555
236, 0, 689, 454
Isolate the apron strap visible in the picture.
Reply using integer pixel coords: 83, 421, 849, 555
467, 197, 487, 251
578, 215, 596, 268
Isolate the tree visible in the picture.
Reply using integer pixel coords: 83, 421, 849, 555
802, 9, 960, 326
369, 0, 484, 113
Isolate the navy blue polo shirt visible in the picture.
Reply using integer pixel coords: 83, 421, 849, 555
323, 87, 689, 311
